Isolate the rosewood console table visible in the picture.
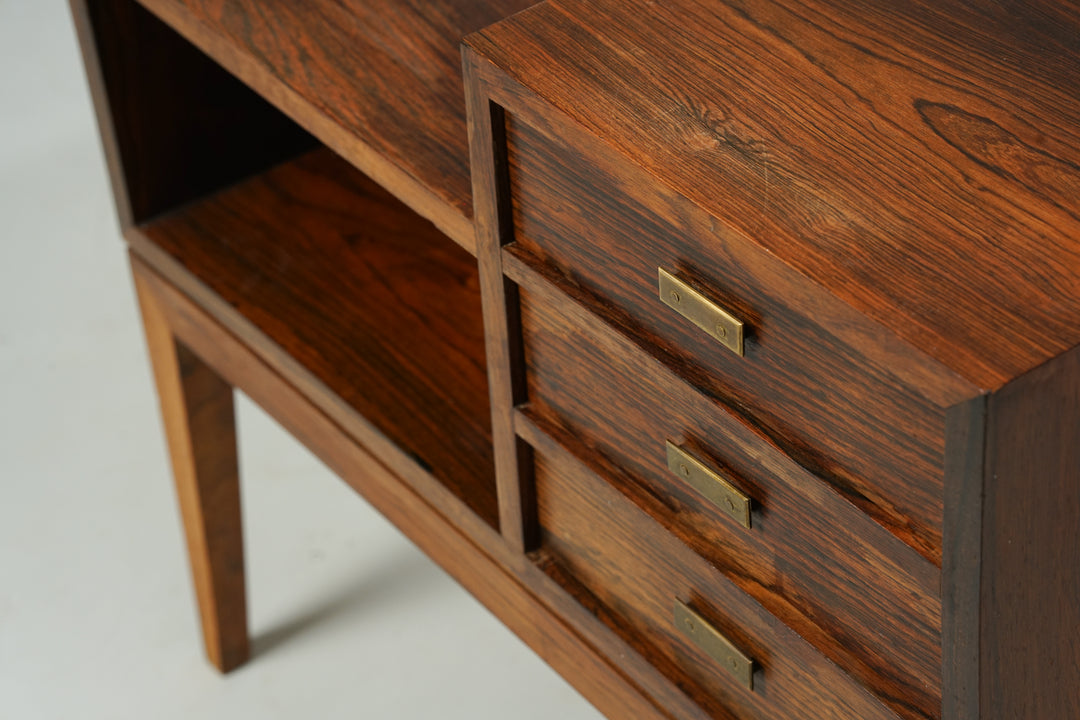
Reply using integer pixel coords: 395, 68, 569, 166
72, 0, 1080, 717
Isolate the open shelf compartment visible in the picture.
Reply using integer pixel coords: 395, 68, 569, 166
132, 0, 539, 249
129, 147, 499, 531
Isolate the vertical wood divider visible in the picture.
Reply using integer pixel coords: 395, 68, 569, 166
464, 46, 538, 553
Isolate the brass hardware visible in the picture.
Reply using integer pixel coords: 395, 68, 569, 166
666, 441, 752, 528
674, 600, 755, 690
658, 267, 744, 356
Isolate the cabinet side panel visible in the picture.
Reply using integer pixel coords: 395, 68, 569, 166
982, 344, 1080, 719
69, 0, 314, 228
942, 395, 987, 720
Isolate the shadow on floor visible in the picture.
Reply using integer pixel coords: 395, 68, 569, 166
251, 544, 444, 659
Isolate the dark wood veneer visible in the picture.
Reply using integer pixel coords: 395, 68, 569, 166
71, 0, 1080, 717
464, 53, 539, 552
532, 439, 901, 720
514, 273, 941, 719
126, 0, 538, 249
132, 148, 498, 530
941, 396, 986, 719
503, 112, 951, 563
979, 344, 1080, 719
466, 6, 1080, 714
468, 0, 1080, 390
129, 256, 672, 720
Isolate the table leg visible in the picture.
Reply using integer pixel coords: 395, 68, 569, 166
134, 268, 249, 673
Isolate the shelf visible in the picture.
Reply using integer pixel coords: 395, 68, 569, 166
130, 147, 498, 530
133, 0, 539, 251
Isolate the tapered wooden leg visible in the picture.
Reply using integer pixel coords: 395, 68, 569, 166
134, 268, 249, 672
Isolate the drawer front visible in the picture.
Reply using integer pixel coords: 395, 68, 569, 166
505, 113, 949, 563
517, 282, 941, 720
532, 440, 901, 720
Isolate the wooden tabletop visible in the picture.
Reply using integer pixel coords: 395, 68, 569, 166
468, 0, 1080, 391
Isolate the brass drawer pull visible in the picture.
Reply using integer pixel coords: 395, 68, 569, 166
666, 441, 752, 528
658, 267, 744, 356
675, 600, 755, 690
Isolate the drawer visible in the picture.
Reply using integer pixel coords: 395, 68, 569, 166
531, 437, 902, 720
516, 279, 940, 720
504, 112, 957, 564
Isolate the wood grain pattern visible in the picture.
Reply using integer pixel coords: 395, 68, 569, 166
979, 343, 1080, 720
129, 0, 537, 250
132, 148, 498, 530
78, 0, 1080, 716
467, 47, 742, 718
70, 0, 315, 229
533, 438, 901, 720
502, 113, 954, 564
136, 188, 728, 719
470, 59, 975, 411
467, 0, 1080, 390
128, 256, 671, 720
515, 274, 941, 719
133, 266, 248, 673
464, 47, 538, 552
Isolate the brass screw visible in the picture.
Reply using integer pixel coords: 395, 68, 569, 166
725, 497, 736, 512
715, 322, 728, 338
730, 657, 739, 670
685, 618, 695, 630
670, 290, 681, 303
679, 463, 691, 477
